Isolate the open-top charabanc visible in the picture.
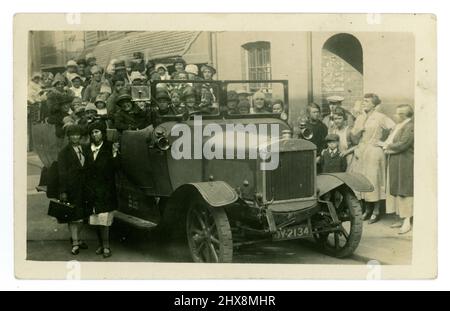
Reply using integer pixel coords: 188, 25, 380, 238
33, 79, 373, 263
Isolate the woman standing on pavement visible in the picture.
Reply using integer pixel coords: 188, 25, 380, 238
350, 93, 395, 224
86, 121, 119, 258
381, 104, 414, 234
57, 124, 90, 255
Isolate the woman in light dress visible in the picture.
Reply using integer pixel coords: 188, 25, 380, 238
349, 93, 395, 224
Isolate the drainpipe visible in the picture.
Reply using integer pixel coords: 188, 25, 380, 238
306, 31, 314, 104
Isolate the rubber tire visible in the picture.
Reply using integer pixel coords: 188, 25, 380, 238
314, 186, 363, 258
186, 199, 233, 263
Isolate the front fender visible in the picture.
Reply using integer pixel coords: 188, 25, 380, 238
317, 173, 374, 197
171, 181, 239, 207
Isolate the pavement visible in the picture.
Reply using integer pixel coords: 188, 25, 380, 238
26, 152, 412, 265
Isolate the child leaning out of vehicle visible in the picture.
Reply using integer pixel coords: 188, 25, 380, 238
317, 134, 347, 173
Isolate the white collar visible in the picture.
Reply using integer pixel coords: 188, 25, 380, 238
91, 141, 104, 151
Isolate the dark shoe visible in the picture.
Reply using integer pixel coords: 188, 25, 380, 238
368, 214, 380, 224
79, 242, 88, 250
103, 248, 112, 258
95, 247, 104, 255
71, 245, 80, 255
362, 212, 371, 221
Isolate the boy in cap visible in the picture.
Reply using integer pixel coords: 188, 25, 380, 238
318, 134, 347, 173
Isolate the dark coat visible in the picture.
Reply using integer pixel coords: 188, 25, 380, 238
114, 109, 138, 131
57, 143, 90, 221
319, 149, 347, 173
388, 120, 414, 197
306, 120, 328, 154
85, 141, 118, 214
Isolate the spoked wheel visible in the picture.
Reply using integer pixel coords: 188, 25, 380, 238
313, 186, 363, 258
186, 200, 233, 263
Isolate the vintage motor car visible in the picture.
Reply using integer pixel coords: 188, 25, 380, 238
33, 79, 373, 263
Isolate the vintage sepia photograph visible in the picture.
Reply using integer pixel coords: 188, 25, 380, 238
14, 13, 437, 279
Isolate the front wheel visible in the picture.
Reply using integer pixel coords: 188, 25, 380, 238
186, 200, 233, 263
313, 186, 363, 258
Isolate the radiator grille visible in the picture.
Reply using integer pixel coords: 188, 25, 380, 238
266, 151, 315, 201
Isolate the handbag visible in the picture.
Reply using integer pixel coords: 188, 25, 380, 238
47, 198, 76, 223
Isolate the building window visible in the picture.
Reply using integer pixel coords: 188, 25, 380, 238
97, 31, 108, 42
242, 41, 272, 91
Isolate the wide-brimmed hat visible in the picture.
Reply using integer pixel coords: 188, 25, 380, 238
115, 92, 132, 107
90, 65, 102, 75
173, 57, 186, 67
155, 64, 168, 72
200, 64, 216, 75
95, 93, 108, 104
70, 74, 82, 82
325, 133, 340, 142
51, 73, 67, 87
65, 124, 82, 136
72, 103, 86, 114
236, 89, 252, 97
85, 102, 97, 112
129, 71, 146, 83
88, 120, 107, 135
133, 52, 144, 58
31, 72, 42, 80
66, 60, 78, 68
114, 60, 126, 71
85, 53, 96, 61
185, 64, 199, 76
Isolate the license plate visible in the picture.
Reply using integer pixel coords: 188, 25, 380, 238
273, 223, 312, 241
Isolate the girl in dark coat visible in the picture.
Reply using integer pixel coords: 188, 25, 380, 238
57, 124, 90, 255
85, 121, 119, 258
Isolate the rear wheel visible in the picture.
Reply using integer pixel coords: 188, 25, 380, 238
186, 200, 233, 263
313, 187, 363, 258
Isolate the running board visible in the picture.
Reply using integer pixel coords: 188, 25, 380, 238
114, 211, 158, 229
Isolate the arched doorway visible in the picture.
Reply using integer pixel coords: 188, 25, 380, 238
321, 33, 363, 114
